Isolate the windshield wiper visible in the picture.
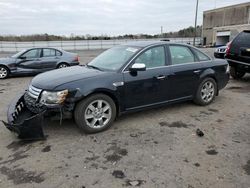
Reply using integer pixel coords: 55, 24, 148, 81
86, 64, 102, 71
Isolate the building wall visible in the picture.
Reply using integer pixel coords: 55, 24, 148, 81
202, 2, 250, 45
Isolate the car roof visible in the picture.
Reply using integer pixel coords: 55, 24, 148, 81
122, 40, 190, 48
122, 41, 167, 48
25, 47, 61, 51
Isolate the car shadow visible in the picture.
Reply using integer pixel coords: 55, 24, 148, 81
42, 100, 197, 138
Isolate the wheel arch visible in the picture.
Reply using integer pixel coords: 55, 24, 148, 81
75, 89, 121, 116
0, 64, 10, 71
199, 69, 219, 95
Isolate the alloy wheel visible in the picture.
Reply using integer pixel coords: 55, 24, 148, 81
84, 99, 112, 129
0, 67, 8, 78
58, 64, 68, 68
201, 81, 215, 103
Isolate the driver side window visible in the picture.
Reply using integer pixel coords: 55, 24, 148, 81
22, 49, 40, 59
134, 46, 166, 68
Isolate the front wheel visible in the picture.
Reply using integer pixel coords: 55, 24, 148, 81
0, 66, 9, 79
74, 94, 116, 133
230, 66, 245, 79
194, 78, 217, 106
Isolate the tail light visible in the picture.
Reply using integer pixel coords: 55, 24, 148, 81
225, 41, 232, 56
75, 55, 80, 62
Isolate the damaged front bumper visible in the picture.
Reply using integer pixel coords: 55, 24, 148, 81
2, 93, 46, 140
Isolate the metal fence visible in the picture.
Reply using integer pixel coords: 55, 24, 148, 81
0, 37, 201, 52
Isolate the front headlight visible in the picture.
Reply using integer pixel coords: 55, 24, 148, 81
40, 89, 68, 105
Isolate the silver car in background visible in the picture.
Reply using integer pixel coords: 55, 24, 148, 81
0, 48, 80, 79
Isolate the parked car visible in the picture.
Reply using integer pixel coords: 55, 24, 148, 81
225, 30, 250, 79
0, 48, 80, 79
214, 45, 227, 59
3, 41, 230, 139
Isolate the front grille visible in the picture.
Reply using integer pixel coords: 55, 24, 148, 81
28, 85, 42, 100
24, 92, 46, 113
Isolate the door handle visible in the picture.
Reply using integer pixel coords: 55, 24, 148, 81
155, 75, 166, 80
193, 70, 201, 74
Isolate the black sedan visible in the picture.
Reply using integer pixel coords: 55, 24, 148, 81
0, 48, 80, 79
3, 41, 229, 139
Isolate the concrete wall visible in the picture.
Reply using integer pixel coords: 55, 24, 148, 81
202, 2, 250, 45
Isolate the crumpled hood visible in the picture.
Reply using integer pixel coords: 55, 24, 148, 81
31, 66, 105, 90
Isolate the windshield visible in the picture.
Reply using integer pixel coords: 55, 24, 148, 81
88, 46, 140, 71
11, 50, 26, 58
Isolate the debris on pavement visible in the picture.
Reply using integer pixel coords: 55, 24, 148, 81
41, 145, 51, 153
126, 180, 145, 186
196, 129, 204, 137
206, 149, 218, 155
112, 170, 125, 179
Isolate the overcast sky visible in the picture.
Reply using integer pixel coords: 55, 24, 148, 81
0, 0, 248, 36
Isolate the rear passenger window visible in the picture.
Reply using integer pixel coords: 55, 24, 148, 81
43, 49, 56, 57
193, 48, 210, 61
169, 45, 195, 65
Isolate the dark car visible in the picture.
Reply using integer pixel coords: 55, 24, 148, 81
214, 45, 227, 59
225, 30, 250, 79
0, 48, 80, 79
3, 41, 229, 139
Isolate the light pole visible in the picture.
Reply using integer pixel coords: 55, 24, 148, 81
193, 0, 199, 46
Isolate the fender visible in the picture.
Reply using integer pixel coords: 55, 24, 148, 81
199, 68, 217, 81
199, 68, 219, 95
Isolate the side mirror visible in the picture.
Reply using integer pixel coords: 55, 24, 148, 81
19, 56, 26, 60
129, 63, 146, 72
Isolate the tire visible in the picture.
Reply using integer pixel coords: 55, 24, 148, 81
0, 65, 9, 79
57, 63, 69, 69
230, 66, 245, 79
74, 94, 116, 133
194, 78, 217, 106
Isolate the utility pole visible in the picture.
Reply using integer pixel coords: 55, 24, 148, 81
193, 0, 199, 46
161, 26, 163, 38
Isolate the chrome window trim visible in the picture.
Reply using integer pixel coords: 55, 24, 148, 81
122, 61, 208, 73
121, 44, 210, 73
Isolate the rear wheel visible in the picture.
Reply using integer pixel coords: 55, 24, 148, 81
0, 66, 9, 79
194, 78, 217, 106
230, 66, 245, 79
74, 94, 116, 133
57, 63, 69, 69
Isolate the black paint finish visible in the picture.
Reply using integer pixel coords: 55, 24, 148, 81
29, 42, 229, 114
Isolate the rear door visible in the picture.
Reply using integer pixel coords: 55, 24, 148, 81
123, 45, 171, 109
40, 48, 60, 69
17, 49, 43, 70
167, 44, 205, 100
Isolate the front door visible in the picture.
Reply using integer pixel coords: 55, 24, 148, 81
123, 45, 171, 109
17, 49, 43, 71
